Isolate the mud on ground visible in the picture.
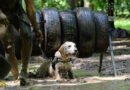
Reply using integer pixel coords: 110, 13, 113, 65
26, 38, 130, 83
2, 38, 130, 88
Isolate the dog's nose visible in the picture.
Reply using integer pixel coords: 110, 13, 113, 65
75, 49, 78, 53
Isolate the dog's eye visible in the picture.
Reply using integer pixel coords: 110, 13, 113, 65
68, 45, 71, 48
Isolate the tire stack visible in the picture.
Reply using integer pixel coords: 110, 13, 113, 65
94, 12, 109, 53
60, 10, 78, 43
41, 7, 109, 57
42, 8, 61, 57
74, 8, 95, 57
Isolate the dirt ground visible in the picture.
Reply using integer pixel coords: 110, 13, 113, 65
1, 38, 130, 89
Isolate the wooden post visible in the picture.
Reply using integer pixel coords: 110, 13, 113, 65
108, 0, 117, 76
108, 0, 115, 29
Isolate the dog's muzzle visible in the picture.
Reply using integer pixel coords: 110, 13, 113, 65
73, 49, 78, 55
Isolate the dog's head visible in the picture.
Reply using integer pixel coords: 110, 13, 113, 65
57, 41, 78, 59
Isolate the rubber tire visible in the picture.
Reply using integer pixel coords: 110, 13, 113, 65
60, 10, 78, 44
94, 12, 109, 52
74, 7, 95, 57
42, 8, 61, 57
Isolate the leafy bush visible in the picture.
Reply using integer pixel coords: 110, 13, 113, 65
44, 0, 70, 10
32, 0, 70, 10
33, 0, 43, 10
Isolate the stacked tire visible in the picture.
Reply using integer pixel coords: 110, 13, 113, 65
42, 8, 61, 57
41, 7, 109, 57
74, 8, 96, 57
60, 10, 78, 43
94, 12, 109, 53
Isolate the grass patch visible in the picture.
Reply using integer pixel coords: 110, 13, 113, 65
0, 81, 6, 87
73, 69, 99, 78
114, 18, 130, 33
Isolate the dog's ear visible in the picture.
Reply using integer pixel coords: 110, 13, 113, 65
58, 45, 65, 57
55, 51, 61, 58
58, 45, 67, 60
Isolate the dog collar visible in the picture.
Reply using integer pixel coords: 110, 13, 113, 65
52, 57, 72, 70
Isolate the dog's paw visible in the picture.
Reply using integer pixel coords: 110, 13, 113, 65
56, 79, 63, 83
19, 71, 29, 86
55, 77, 62, 81
19, 78, 27, 86
19, 76, 30, 86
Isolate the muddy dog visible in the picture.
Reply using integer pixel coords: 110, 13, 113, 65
35, 41, 78, 80
0, 0, 43, 85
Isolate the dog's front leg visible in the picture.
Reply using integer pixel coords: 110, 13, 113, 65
68, 68, 74, 79
55, 69, 62, 81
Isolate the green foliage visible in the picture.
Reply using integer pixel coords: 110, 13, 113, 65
32, 0, 130, 13
115, 18, 130, 33
0, 81, 6, 87
32, 0, 70, 10
73, 69, 99, 78
32, 0, 43, 10
89, 0, 107, 11
43, 0, 70, 10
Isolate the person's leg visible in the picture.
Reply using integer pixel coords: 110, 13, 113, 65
2, 25, 19, 80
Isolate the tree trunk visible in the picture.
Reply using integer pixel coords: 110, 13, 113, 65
68, 0, 84, 9
67, 0, 77, 10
